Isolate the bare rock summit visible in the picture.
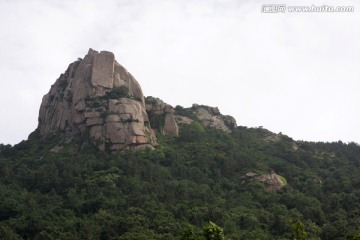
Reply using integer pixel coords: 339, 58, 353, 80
38, 49, 156, 151
37, 49, 240, 152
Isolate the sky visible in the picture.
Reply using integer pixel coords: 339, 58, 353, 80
0, 0, 359, 145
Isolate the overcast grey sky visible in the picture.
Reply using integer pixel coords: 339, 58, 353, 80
0, 0, 359, 145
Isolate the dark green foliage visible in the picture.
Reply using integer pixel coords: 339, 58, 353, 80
174, 105, 199, 120
347, 234, 360, 240
85, 96, 106, 108
58, 79, 68, 91
105, 86, 142, 102
0, 125, 360, 239
148, 114, 165, 132
202, 222, 225, 240
179, 121, 205, 142
291, 221, 307, 240
85, 86, 140, 109
178, 222, 225, 240
106, 86, 130, 99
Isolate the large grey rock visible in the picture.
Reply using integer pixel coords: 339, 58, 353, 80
172, 104, 237, 133
37, 49, 156, 151
192, 104, 237, 133
145, 97, 179, 136
242, 171, 286, 192
91, 51, 115, 89
163, 113, 178, 135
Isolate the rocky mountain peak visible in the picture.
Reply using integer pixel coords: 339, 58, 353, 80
38, 49, 156, 151
37, 49, 239, 152
172, 104, 237, 133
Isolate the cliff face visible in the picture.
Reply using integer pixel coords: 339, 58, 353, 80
38, 49, 239, 151
38, 49, 156, 151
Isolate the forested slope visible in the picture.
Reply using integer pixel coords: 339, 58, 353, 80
1, 122, 360, 239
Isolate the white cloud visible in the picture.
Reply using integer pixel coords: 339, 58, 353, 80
0, 0, 359, 145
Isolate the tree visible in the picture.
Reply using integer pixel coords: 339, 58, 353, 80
179, 225, 198, 240
291, 221, 307, 240
202, 222, 225, 240
0, 224, 22, 240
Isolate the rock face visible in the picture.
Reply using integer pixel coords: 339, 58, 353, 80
38, 49, 156, 151
145, 97, 179, 136
174, 104, 237, 133
242, 171, 286, 192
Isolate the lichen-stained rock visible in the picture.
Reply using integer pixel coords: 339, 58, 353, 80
37, 49, 156, 151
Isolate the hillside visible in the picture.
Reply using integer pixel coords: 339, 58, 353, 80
1, 118, 360, 239
1, 50, 360, 240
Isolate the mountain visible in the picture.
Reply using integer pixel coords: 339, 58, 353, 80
0, 50, 360, 240
38, 49, 157, 151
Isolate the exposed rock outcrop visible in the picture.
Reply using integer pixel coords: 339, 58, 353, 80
145, 97, 179, 136
37, 49, 241, 151
242, 171, 286, 192
38, 49, 156, 151
173, 104, 237, 133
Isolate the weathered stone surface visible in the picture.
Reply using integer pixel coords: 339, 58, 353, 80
136, 135, 147, 144
163, 113, 178, 136
145, 96, 179, 136
37, 48, 239, 152
132, 144, 155, 151
126, 135, 137, 144
73, 113, 85, 124
89, 125, 105, 151
75, 99, 86, 111
113, 72, 126, 88
174, 115, 193, 125
37, 49, 156, 151
105, 115, 121, 122
105, 122, 125, 143
242, 171, 286, 192
86, 117, 104, 126
91, 51, 115, 89
192, 104, 237, 133
110, 144, 126, 151
84, 111, 101, 118
109, 99, 143, 121
130, 122, 146, 136
114, 63, 144, 104
192, 104, 220, 115
72, 50, 96, 104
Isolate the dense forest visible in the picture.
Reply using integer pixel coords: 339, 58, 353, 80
1, 114, 360, 239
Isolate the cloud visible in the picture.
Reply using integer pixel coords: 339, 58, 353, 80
0, 0, 359, 145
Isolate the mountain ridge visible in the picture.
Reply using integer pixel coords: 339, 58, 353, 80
37, 49, 239, 152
